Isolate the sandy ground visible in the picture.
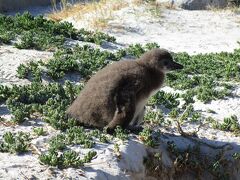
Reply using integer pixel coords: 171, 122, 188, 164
1, 1, 240, 179
0, 46, 52, 86
68, 3, 240, 54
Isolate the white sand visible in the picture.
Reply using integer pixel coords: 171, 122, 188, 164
1, 1, 240, 179
109, 8, 240, 54
0, 46, 52, 86
68, 2, 240, 54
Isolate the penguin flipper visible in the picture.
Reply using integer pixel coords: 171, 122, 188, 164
106, 89, 136, 132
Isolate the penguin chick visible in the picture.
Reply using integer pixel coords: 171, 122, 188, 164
66, 48, 183, 132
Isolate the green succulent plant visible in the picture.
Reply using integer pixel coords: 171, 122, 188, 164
0, 132, 30, 154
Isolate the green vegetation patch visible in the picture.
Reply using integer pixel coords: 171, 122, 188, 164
207, 115, 240, 135
33, 127, 47, 136
0, 132, 30, 154
148, 91, 180, 109
139, 127, 156, 147
48, 126, 95, 151
0, 81, 82, 128
0, 12, 116, 50
167, 50, 240, 102
37, 124, 113, 169
39, 150, 96, 168
113, 126, 129, 141
16, 43, 159, 81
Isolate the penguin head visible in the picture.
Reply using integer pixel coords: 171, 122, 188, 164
139, 48, 183, 73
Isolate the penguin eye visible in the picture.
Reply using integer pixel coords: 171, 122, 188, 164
163, 61, 169, 66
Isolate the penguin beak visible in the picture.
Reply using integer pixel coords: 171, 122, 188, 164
170, 61, 183, 70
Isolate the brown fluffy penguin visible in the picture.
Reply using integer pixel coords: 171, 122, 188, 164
66, 48, 183, 132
